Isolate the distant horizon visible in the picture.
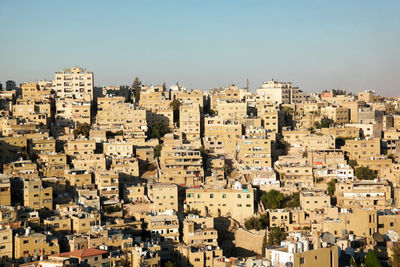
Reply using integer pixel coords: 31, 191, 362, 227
2, 70, 399, 98
1, 0, 399, 96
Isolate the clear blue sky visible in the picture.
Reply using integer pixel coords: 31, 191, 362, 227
1, 0, 399, 95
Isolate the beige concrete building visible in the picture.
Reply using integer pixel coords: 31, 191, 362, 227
185, 187, 255, 223
175, 244, 223, 267
216, 101, 247, 122
180, 103, 201, 141
145, 211, 180, 241
103, 139, 134, 158
14, 230, 60, 259
183, 215, 218, 247
335, 180, 391, 209
320, 106, 349, 124
71, 212, 101, 233
300, 190, 331, 211
323, 208, 377, 244
256, 79, 306, 104
65, 138, 96, 158
343, 138, 381, 160
96, 96, 147, 137
21, 82, 52, 101
160, 135, 203, 186
321, 127, 360, 139
0, 226, 12, 260
0, 136, 27, 163
95, 171, 119, 206
236, 137, 272, 169
65, 169, 93, 188
23, 179, 53, 211
50, 248, 110, 267
172, 89, 204, 108
266, 245, 338, 267
54, 67, 94, 100
149, 183, 179, 212
203, 117, 241, 155
0, 176, 11, 206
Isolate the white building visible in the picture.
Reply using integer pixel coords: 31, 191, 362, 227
54, 67, 94, 100
256, 79, 307, 104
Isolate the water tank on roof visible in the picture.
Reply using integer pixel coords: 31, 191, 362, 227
234, 181, 242, 190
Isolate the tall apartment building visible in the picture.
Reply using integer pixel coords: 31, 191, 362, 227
160, 134, 204, 186
256, 79, 307, 104
180, 103, 201, 141
236, 137, 272, 169
23, 179, 53, 211
54, 67, 94, 100
203, 117, 241, 155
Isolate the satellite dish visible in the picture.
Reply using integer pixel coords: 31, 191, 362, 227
387, 230, 399, 242
373, 232, 385, 243
321, 232, 335, 244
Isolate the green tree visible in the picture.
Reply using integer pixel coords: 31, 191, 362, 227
277, 140, 290, 155
355, 166, 377, 180
389, 246, 400, 267
267, 227, 286, 246
335, 137, 346, 149
320, 117, 334, 128
327, 179, 337, 196
73, 122, 90, 138
363, 250, 382, 267
261, 190, 285, 209
208, 109, 216, 116
154, 144, 162, 158
132, 77, 141, 104
223, 163, 232, 178
148, 121, 171, 140
262, 231, 268, 257
348, 159, 358, 169
170, 99, 182, 123
284, 192, 300, 208
350, 257, 359, 267
164, 260, 176, 267
244, 216, 262, 231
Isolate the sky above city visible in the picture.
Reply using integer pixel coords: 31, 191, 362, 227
0, 0, 399, 95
